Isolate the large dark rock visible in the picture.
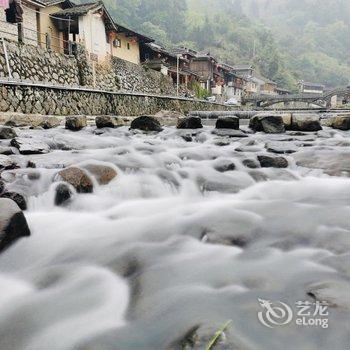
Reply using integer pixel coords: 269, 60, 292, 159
330, 115, 350, 130
95, 116, 124, 128
177, 116, 203, 129
212, 129, 248, 138
55, 183, 73, 206
258, 155, 288, 168
0, 180, 4, 194
215, 116, 239, 130
0, 192, 27, 211
11, 138, 50, 155
41, 116, 61, 129
249, 114, 285, 133
0, 126, 17, 139
65, 116, 87, 131
290, 114, 322, 131
82, 163, 117, 185
57, 167, 93, 193
0, 198, 30, 253
130, 116, 163, 132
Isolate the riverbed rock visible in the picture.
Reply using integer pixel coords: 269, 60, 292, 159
258, 155, 288, 168
4, 114, 44, 127
0, 146, 15, 155
130, 116, 163, 132
265, 141, 299, 154
330, 114, 350, 131
95, 116, 125, 128
57, 167, 93, 193
177, 116, 203, 129
0, 126, 17, 139
0, 198, 30, 253
212, 129, 248, 138
249, 114, 285, 133
0, 192, 27, 210
41, 116, 61, 129
55, 183, 73, 206
11, 138, 50, 155
82, 163, 117, 185
290, 114, 322, 131
215, 116, 239, 129
0, 155, 17, 170
65, 116, 87, 131
0, 180, 4, 194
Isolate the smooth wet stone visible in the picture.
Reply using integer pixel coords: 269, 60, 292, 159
257, 155, 288, 168
0, 192, 27, 211
0, 180, 4, 194
290, 114, 322, 131
65, 116, 87, 131
0, 146, 15, 155
330, 114, 350, 130
215, 116, 239, 130
0, 198, 30, 253
212, 129, 248, 138
95, 116, 125, 128
11, 138, 50, 155
242, 159, 260, 169
0, 155, 17, 170
57, 167, 93, 193
249, 114, 285, 134
265, 141, 299, 154
41, 116, 61, 129
0, 126, 17, 139
55, 183, 73, 206
214, 160, 236, 172
82, 164, 117, 185
177, 116, 203, 129
130, 115, 163, 132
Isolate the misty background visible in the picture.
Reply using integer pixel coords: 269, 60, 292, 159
85, 0, 350, 90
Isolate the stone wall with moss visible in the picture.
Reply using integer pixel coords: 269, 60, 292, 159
0, 82, 235, 116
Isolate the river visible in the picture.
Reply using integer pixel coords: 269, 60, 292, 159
0, 121, 349, 349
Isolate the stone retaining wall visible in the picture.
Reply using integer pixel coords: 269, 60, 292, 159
0, 40, 177, 95
0, 82, 235, 116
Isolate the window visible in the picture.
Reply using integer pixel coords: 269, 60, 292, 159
127, 43, 130, 50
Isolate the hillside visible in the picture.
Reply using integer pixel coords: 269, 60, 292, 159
95, 0, 350, 90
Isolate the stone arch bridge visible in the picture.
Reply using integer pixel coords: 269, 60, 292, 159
242, 88, 350, 108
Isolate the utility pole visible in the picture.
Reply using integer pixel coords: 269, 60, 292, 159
176, 54, 180, 96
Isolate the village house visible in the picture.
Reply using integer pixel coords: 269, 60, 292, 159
189, 52, 217, 92
261, 77, 278, 95
298, 81, 325, 95
276, 87, 291, 95
231, 65, 254, 78
0, 0, 153, 64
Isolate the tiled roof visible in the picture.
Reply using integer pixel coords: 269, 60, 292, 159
53, 1, 101, 17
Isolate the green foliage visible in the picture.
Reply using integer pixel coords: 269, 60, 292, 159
190, 82, 211, 99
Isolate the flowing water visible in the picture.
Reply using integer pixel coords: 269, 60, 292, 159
0, 122, 350, 349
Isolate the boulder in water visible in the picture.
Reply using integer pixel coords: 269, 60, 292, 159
95, 116, 125, 128
330, 114, 350, 131
57, 167, 93, 193
130, 116, 163, 132
65, 116, 87, 131
0, 198, 30, 253
249, 114, 285, 133
11, 138, 50, 155
82, 163, 117, 185
258, 155, 288, 168
265, 141, 299, 154
41, 116, 61, 129
177, 116, 203, 129
290, 114, 322, 131
0, 126, 17, 139
0, 180, 4, 194
215, 116, 239, 129
0, 192, 27, 210
0, 155, 18, 170
55, 183, 73, 206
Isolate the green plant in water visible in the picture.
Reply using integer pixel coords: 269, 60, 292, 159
205, 320, 233, 350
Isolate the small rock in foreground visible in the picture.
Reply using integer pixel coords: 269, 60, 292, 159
0, 198, 30, 253
330, 114, 350, 131
0, 192, 27, 210
177, 116, 203, 129
130, 116, 163, 132
0, 155, 18, 170
258, 155, 288, 168
0, 126, 17, 139
55, 183, 73, 206
82, 163, 117, 185
65, 116, 87, 131
11, 138, 50, 155
57, 167, 93, 193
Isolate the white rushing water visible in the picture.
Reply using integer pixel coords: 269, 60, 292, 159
0, 124, 350, 349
